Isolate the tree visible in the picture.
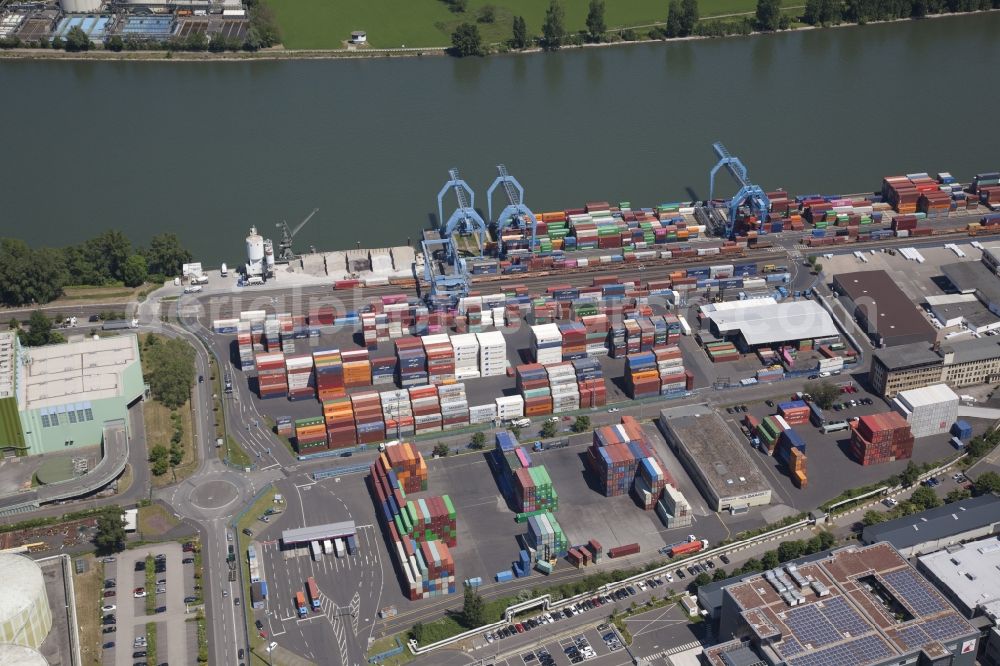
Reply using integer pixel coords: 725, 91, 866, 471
477, 4, 496, 22
900, 460, 922, 487
461, 586, 486, 627
209, 31, 230, 52
777, 540, 805, 562
51, 36, 65, 50
691, 572, 712, 590
761, 550, 780, 569
812, 262, 824, 274
149, 444, 170, 476
433, 443, 450, 457
973, 471, 1000, 496
756, 0, 782, 29
542, 0, 566, 48
95, 509, 127, 554
411, 622, 425, 643
909, 485, 942, 511
0, 239, 68, 306
142, 336, 196, 409
680, 0, 700, 35
586, 0, 607, 42
450, 23, 484, 57
107, 35, 124, 51
470, 431, 486, 450
511, 15, 528, 48
805, 381, 840, 409
817, 531, 837, 550
541, 421, 558, 439
862, 510, 886, 526
143, 233, 193, 279
446, 0, 468, 12
945, 488, 971, 504
711, 568, 728, 581
665, 0, 685, 37
739, 558, 761, 575
571, 416, 591, 433
64, 26, 90, 52
121, 254, 148, 288
20, 310, 63, 347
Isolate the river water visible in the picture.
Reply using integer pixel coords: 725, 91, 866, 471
0, 13, 997, 263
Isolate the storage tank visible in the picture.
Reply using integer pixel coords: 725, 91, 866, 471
246, 226, 264, 276
0, 554, 52, 650
0, 643, 49, 665
59, 0, 102, 12
264, 238, 275, 274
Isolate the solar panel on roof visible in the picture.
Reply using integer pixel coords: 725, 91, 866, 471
788, 635, 894, 666
921, 615, 971, 642
895, 625, 929, 650
783, 604, 843, 648
882, 570, 945, 616
818, 597, 870, 637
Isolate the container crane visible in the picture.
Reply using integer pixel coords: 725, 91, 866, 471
486, 164, 538, 257
275, 208, 319, 262
708, 142, 770, 239
437, 168, 489, 256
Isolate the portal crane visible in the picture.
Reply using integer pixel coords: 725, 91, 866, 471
486, 164, 538, 257
275, 208, 319, 262
437, 168, 489, 254
708, 142, 770, 239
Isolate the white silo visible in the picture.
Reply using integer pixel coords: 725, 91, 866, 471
0, 643, 49, 665
263, 238, 275, 275
246, 226, 265, 277
59, 0, 102, 12
0, 554, 52, 651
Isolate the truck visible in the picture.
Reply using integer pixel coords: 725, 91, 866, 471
102, 319, 139, 331
306, 577, 321, 611
220, 263, 228, 277
669, 539, 708, 558
334, 538, 346, 558
821, 421, 849, 434
510, 418, 531, 429
183, 285, 203, 294
310, 541, 321, 561
190, 274, 209, 285
246, 276, 264, 286
809, 402, 825, 427
295, 591, 308, 617
322, 539, 333, 555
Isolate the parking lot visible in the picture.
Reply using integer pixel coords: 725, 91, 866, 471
99, 542, 199, 666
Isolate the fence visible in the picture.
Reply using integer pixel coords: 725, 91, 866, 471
312, 463, 371, 481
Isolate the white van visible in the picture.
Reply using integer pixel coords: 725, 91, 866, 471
183, 285, 203, 294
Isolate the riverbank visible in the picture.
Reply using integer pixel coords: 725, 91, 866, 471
0, 9, 996, 62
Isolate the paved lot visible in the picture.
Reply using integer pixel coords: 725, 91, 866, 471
101, 543, 196, 666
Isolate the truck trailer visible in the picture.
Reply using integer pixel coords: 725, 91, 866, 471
306, 577, 321, 611
669, 539, 708, 558
296, 591, 308, 617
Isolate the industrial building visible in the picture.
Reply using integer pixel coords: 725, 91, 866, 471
703, 542, 979, 666
657, 405, 771, 512
870, 337, 1000, 398
861, 494, 1000, 557
925, 293, 1000, 334
832, 270, 937, 347
0, 331, 144, 457
892, 384, 959, 439
917, 536, 1000, 665
697, 299, 839, 352
0, 553, 52, 650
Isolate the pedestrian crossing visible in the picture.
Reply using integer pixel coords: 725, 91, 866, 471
644, 639, 704, 660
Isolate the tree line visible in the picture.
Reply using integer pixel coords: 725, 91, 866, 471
0, 231, 192, 307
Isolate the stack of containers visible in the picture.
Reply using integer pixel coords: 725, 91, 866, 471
294, 416, 328, 453
351, 392, 385, 444
264, 318, 280, 352
255, 351, 288, 399
469, 402, 497, 425
401, 497, 457, 547
572, 358, 607, 408
409, 385, 442, 435
378, 442, 429, 493
850, 412, 914, 465
512, 465, 558, 514
496, 395, 525, 421
438, 384, 470, 430
278, 315, 296, 354
655, 345, 686, 395
531, 324, 563, 364
558, 321, 587, 361
705, 341, 740, 362
395, 338, 428, 388
625, 352, 659, 399
632, 456, 668, 511
284, 354, 315, 401
381, 389, 415, 439
476, 331, 507, 377
361, 312, 384, 348
323, 397, 357, 449
342, 350, 372, 388
588, 441, 637, 497
526, 512, 568, 560
313, 349, 346, 401
756, 414, 790, 454
237, 321, 254, 370
422, 334, 456, 385
516, 364, 553, 416
581, 314, 610, 357
275, 416, 294, 437
608, 324, 627, 358
775, 428, 807, 481
451, 334, 480, 381
370, 349, 397, 385
547, 363, 580, 413
777, 401, 810, 425
657, 485, 692, 528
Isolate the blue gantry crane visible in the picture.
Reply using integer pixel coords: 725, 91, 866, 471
421, 168, 489, 308
486, 164, 538, 257
708, 142, 771, 239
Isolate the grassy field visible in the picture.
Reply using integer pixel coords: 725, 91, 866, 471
140, 333, 197, 489
266, 0, 760, 50
75, 557, 103, 666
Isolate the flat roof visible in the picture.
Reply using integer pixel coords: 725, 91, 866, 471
942, 261, 1000, 306
918, 536, 1000, 613
942, 335, 1000, 365
21, 335, 139, 411
281, 521, 356, 545
873, 343, 943, 371
702, 300, 839, 346
658, 405, 771, 501
895, 384, 958, 408
926, 293, 999, 329
833, 271, 936, 344
720, 543, 976, 666
862, 494, 1000, 551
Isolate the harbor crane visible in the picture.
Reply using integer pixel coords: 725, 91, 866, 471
422, 169, 488, 308
275, 208, 319, 262
487, 164, 538, 257
708, 142, 770, 239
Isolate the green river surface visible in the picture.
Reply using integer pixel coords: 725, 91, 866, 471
0, 12, 997, 263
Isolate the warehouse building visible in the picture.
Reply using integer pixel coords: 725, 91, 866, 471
698, 299, 839, 352
870, 337, 1000, 398
917, 537, 1000, 665
0, 331, 143, 456
657, 404, 771, 512
861, 494, 1000, 558
703, 542, 980, 666
925, 293, 1000, 334
832, 270, 937, 347
893, 384, 959, 439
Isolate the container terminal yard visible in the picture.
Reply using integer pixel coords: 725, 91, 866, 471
6, 154, 999, 666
